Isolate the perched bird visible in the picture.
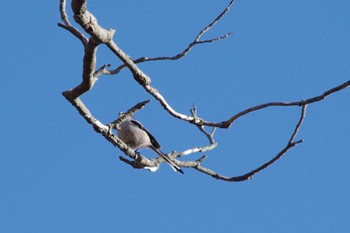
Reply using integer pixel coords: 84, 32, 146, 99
116, 115, 184, 174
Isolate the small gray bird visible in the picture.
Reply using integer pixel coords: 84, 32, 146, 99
116, 116, 184, 174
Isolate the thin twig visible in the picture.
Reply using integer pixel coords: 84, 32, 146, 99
109, 0, 236, 75
226, 80, 350, 126
178, 105, 217, 157
59, 0, 70, 26
184, 105, 307, 182
108, 100, 151, 130
94, 64, 111, 78
58, 0, 88, 45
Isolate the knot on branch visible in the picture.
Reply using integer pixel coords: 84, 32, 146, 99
72, 0, 115, 44
91, 28, 115, 44
134, 73, 151, 86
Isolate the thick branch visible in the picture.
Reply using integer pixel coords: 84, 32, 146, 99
60, 0, 116, 100
71, 0, 115, 44
62, 96, 161, 170
63, 39, 99, 100
69, 0, 151, 86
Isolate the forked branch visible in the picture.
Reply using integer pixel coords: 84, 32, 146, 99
58, 0, 88, 45
109, 0, 236, 75
180, 105, 307, 182
59, 0, 350, 181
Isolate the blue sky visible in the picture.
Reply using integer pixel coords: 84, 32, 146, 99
1, 0, 350, 232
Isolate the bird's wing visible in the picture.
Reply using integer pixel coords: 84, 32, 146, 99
130, 119, 161, 149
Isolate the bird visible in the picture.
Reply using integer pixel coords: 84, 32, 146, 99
116, 115, 184, 174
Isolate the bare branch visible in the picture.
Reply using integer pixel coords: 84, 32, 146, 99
63, 38, 99, 100
146, 79, 350, 129
226, 105, 307, 182
182, 105, 307, 182
61, 1, 350, 129
194, 0, 235, 41
196, 155, 208, 163
178, 105, 217, 157
59, 0, 70, 26
178, 127, 217, 157
59, 1, 350, 180
71, 0, 115, 44
109, 0, 236, 75
225, 79, 350, 126
61, 96, 160, 170
139, 78, 350, 132
108, 100, 151, 130
61, 94, 108, 132
58, 0, 88, 45
197, 32, 233, 44
61, 0, 115, 101
119, 156, 150, 170
94, 64, 111, 78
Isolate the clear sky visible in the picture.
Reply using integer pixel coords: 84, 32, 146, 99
1, 0, 350, 232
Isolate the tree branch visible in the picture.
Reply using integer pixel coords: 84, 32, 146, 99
225, 79, 350, 127
180, 105, 307, 182
59, 0, 350, 181
108, 0, 236, 75
61, 0, 350, 128
61, 96, 163, 171
58, 0, 88, 45
63, 38, 99, 100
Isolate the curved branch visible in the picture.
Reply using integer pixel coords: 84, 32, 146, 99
226, 79, 350, 126
181, 105, 307, 182
58, 0, 88, 45
63, 38, 99, 100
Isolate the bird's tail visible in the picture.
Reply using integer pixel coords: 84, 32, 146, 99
150, 146, 184, 174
